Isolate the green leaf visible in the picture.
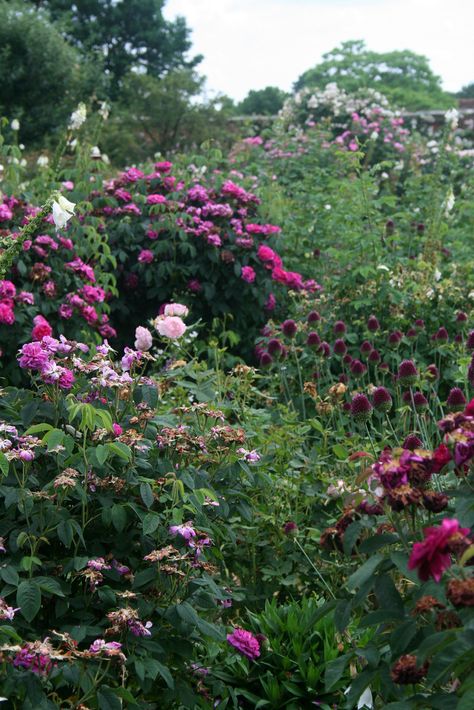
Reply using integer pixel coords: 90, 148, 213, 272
343, 521, 363, 555
95, 444, 109, 466
325, 653, 351, 691
140, 482, 154, 509
42, 428, 65, 451
332, 444, 348, 460
35, 576, 65, 597
17, 581, 41, 622
142, 512, 160, 535
96, 687, 122, 710
107, 441, 132, 461
111, 504, 127, 532
347, 553, 384, 590
0, 452, 9, 476
0, 566, 19, 586
24, 423, 53, 436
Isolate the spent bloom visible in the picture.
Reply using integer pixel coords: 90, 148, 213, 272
408, 518, 470, 582
164, 303, 189, 318
134, 326, 153, 351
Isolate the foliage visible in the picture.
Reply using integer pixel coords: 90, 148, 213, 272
238, 86, 288, 116
0, 1, 100, 144
294, 40, 454, 110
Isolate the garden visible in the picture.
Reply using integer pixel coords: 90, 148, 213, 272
0, 2, 474, 708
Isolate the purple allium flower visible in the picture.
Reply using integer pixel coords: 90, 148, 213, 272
406, 328, 417, 339
281, 319, 297, 337
388, 330, 403, 346
307, 310, 320, 323
283, 521, 298, 536
307, 331, 321, 347
417, 223, 425, 233
446, 387, 467, 412
350, 359, 367, 378
350, 394, 373, 423
403, 434, 423, 451
412, 391, 428, 411
259, 352, 273, 367
360, 340, 373, 356
397, 359, 418, 386
426, 364, 439, 380
466, 330, 474, 350
318, 341, 330, 358
367, 315, 380, 332
372, 386, 392, 412
333, 338, 347, 356
456, 311, 468, 323
267, 338, 283, 356
333, 320, 346, 335
227, 628, 261, 660
385, 219, 395, 234
342, 354, 353, 365
454, 334, 462, 343
415, 319, 425, 329
368, 349, 381, 363
435, 327, 449, 342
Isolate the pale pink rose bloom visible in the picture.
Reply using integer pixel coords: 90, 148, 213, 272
164, 303, 189, 318
156, 316, 186, 339
134, 326, 153, 351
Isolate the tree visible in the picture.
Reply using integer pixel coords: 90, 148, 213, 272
32, 0, 202, 95
457, 83, 474, 99
238, 86, 287, 116
0, 1, 100, 142
294, 40, 452, 110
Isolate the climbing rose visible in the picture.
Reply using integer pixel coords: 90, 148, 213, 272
156, 316, 186, 339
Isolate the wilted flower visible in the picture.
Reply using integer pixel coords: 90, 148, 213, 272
408, 518, 470, 582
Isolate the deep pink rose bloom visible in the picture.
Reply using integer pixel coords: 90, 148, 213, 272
0, 303, 15, 325
32, 315, 52, 341
227, 628, 261, 660
241, 266, 256, 283
58, 368, 75, 390
408, 518, 470, 582
0, 280, 16, 299
147, 194, 167, 205
138, 249, 154, 264
18, 342, 50, 370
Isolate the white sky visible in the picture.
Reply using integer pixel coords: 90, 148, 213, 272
164, 0, 474, 101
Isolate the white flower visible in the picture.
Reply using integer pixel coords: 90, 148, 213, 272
37, 155, 49, 168
98, 101, 110, 120
444, 188, 455, 215
90, 146, 101, 159
434, 269, 442, 282
344, 685, 373, 709
426, 288, 435, 299
11, 119, 20, 131
68, 102, 87, 130
52, 195, 76, 229
370, 131, 379, 141
468, 290, 474, 301
445, 107, 459, 130
324, 204, 332, 210
377, 264, 390, 272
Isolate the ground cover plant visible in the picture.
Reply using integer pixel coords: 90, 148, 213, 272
0, 84, 473, 709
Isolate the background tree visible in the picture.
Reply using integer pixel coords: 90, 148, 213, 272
0, 1, 100, 143
294, 40, 453, 110
31, 0, 202, 96
457, 83, 474, 99
238, 86, 288, 116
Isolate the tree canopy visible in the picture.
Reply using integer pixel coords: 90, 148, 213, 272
294, 40, 453, 110
238, 86, 288, 116
31, 0, 202, 94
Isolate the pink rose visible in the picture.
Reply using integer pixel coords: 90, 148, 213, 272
155, 316, 186, 339
134, 326, 153, 351
164, 303, 189, 318
32, 315, 52, 341
241, 266, 256, 283
138, 249, 154, 264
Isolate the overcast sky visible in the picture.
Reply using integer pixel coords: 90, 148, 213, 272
164, 0, 474, 101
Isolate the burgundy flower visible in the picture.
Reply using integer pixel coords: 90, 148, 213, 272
434, 327, 449, 342
333, 338, 347, 356
368, 349, 380, 363
397, 359, 418, 386
318, 341, 330, 358
388, 330, 403, 346
350, 394, 373, 423
391, 655, 428, 685
403, 434, 423, 451
446, 387, 466, 412
367, 315, 380, 332
467, 330, 474, 350
360, 340, 373, 357
412, 391, 428, 411
431, 443, 452, 473
333, 320, 346, 335
283, 521, 298, 536
267, 339, 283, 356
307, 332, 321, 347
408, 518, 470, 582
307, 310, 321, 323
372, 386, 392, 412
456, 311, 468, 323
426, 364, 439, 380
281, 319, 297, 337
259, 352, 273, 367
